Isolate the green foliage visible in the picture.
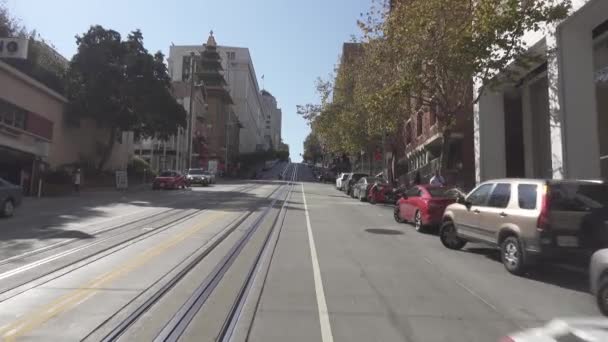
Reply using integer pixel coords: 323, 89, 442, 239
303, 133, 323, 163
65, 26, 187, 170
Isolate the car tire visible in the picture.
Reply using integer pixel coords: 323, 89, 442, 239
597, 277, 608, 316
414, 210, 426, 233
1, 199, 14, 218
393, 206, 405, 223
369, 194, 376, 204
439, 221, 467, 250
359, 191, 366, 202
501, 236, 527, 275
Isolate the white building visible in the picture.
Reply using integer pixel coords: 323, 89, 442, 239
260, 90, 282, 150
475, 0, 608, 182
169, 43, 268, 154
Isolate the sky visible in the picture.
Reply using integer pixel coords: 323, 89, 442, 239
6, 0, 372, 162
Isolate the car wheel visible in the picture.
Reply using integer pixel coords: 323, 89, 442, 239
501, 236, 526, 275
393, 206, 405, 223
597, 278, 608, 316
414, 211, 426, 233
359, 191, 366, 202
1, 199, 14, 217
369, 194, 376, 204
440, 221, 466, 250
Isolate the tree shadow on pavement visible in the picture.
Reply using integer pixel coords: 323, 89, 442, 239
0, 183, 284, 258
464, 247, 589, 293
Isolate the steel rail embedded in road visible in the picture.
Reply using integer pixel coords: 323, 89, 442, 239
153, 164, 297, 342
0, 183, 264, 301
219, 163, 299, 342
96, 180, 287, 342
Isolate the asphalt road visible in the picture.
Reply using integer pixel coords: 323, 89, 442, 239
0, 162, 600, 341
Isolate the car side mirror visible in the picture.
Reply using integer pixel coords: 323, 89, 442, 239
457, 195, 467, 205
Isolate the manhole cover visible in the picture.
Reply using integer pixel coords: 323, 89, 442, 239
365, 228, 403, 235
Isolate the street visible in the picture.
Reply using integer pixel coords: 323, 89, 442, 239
0, 163, 599, 342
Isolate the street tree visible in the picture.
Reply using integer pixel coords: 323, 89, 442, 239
66, 26, 186, 171
359, 0, 571, 170
303, 132, 323, 164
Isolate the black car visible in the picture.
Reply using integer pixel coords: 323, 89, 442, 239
0, 177, 22, 217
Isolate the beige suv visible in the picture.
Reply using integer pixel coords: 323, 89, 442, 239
440, 179, 608, 275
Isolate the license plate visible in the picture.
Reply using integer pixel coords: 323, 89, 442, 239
557, 236, 579, 247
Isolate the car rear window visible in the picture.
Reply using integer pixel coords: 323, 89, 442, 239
550, 183, 608, 212
426, 187, 448, 197
518, 184, 538, 209
160, 171, 174, 177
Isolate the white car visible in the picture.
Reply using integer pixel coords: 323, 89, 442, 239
336, 173, 349, 190
503, 318, 608, 341
590, 249, 608, 315
203, 171, 216, 184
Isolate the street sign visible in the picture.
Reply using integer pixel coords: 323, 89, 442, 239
115, 170, 128, 190
0, 38, 29, 59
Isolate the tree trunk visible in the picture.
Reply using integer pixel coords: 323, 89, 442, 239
439, 129, 451, 176
97, 127, 118, 172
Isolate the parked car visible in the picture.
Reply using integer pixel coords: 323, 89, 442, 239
440, 179, 608, 275
352, 177, 379, 201
336, 173, 348, 190
367, 179, 393, 204
0, 177, 22, 217
344, 173, 368, 196
152, 171, 188, 190
185, 169, 210, 186
394, 185, 456, 232
590, 249, 608, 315
503, 318, 608, 341
202, 170, 216, 184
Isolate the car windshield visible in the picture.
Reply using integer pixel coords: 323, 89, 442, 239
159, 171, 175, 177
188, 169, 204, 175
426, 187, 449, 197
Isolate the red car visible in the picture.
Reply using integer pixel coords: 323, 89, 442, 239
394, 185, 455, 232
152, 171, 188, 190
367, 179, 392, 204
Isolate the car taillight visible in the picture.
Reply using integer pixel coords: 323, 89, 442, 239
498, 336, 515, 342
537, 184, 550, 231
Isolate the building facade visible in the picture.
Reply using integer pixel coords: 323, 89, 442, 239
260, 90, 282, 150
0, 59, 131, 192
475, 0, 608, 182
169, 41, 271, 155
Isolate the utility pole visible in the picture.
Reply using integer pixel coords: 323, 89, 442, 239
186, 51, 195, 171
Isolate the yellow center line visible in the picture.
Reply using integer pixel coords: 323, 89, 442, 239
0, 211, 227, 341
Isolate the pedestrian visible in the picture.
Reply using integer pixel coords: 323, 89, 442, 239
414, 171, 421, 185
73, 168, 81, 193
430, 169, 446, 186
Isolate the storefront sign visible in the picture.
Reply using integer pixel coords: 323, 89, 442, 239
0, 38, 29, 59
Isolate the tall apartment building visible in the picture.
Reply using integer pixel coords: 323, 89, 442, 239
260, 90, 282, 150
169, 42, 269, 154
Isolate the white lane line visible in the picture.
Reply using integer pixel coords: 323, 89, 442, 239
301, 183, 334, 342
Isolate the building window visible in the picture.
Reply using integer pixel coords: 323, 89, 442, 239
430, 102, 437, 126
416, 111, 423, 136
227, 51, 236, 60
182, 56, 191, 81
405, 121, 412, 145
0, 99, 27, 130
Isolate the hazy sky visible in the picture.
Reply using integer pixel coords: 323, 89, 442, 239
6, 0, 372, 161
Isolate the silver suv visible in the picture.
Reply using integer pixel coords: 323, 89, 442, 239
440, 179, 608, 275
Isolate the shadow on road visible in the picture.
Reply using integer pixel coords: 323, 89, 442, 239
464, 247, 589, 293
365, 228, 404, 235
0, 183, 285, 258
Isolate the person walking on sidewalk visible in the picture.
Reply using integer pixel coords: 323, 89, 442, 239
73, 168, 81, 193
430, 170, 446, 186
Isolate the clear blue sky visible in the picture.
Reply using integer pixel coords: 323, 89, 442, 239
6, 0, 371, 162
